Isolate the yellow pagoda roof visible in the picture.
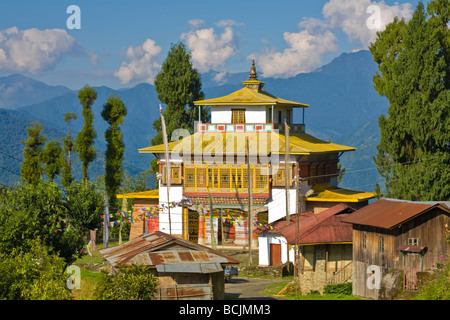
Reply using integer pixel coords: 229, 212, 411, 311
305, 183, 376, 203
194, 60, 308, 108
117, 189, 159, 199
194, 86, 309, 108
138, 131, 355, 156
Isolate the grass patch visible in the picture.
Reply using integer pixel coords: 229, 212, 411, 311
71, 268, 102, 300
261, 281, 362, 300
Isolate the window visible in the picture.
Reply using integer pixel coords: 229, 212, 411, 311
220, 167, 230, 188
183, 164, 269, 194
272, 165, 293, 186
185, 167, 195, 188
232, 109, 245, 123
255, 167, 269, 189
161, 163, 182, 184
379, 236, 384, 253
231, 167, 242, 189
278, 110, 282, 123
196, 168, 207, 187
287, 110, 291, 124
207, 167, 219, 188
408, 238, 418, 246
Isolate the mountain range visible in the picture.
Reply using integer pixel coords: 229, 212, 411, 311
0, 49, 388, 192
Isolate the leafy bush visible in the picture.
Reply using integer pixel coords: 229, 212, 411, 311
94, 264, 158, 300
323, 282, 353, 295
413, 261, 450, 300
0, 240, 73, 300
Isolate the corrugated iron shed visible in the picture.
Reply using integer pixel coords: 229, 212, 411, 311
99, 231, 240, 272
341, 199, 450, 230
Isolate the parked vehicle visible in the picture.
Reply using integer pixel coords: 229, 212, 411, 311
224, 266, 239, 282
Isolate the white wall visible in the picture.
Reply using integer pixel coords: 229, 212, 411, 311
268, 188, 297, 223
210, 105, 268, 124
258, 233, 295, 266
245, 105, 266, 123
211, 107, 232, 123
158, 182, 183, 235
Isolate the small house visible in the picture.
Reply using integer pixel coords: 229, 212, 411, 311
342, 198, 450, 300
258, 204, 355, 293
99, 231, 240, 300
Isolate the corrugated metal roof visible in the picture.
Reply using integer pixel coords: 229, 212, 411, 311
341, 199, 450, 229
281, 204, 355, 245
256, 204, 354, 245
138, 131, 355, 155
99, 231, 240, 272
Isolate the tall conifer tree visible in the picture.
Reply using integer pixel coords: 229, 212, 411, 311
101, 94, 127, 211
20, 121, 46, 185
151, 42, 208, 175
61, 112, 77, 187
370, 1, 450, 200
41, 140, 64, 182
75, 85, 97, 185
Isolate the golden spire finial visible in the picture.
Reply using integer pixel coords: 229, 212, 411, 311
249, 60, 258, 80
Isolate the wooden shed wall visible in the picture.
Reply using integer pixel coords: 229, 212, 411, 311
351, 207, 450, 299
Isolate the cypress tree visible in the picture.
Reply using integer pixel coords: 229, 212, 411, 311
61, 112, 77, 187
370, 1, 450, 200
20, 121, 46, 185
75, 85, 97, 186
41, 140, 64, 182
151, 42, 208, 175
101, 94, 127, 211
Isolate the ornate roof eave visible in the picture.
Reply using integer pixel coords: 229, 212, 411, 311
193, 60, 309, 108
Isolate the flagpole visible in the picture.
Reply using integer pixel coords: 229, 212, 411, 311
160, 104, 172, 235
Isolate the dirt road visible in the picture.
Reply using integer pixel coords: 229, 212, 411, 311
224, 277, 285, 300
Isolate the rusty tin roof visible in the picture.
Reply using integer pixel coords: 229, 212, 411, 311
256, 204, 355, 245
341, 199, 450, 229
281, 204, 355, 245
99, 231, 240, 273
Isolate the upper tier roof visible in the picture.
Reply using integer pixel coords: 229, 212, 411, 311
194, 60, 308, 108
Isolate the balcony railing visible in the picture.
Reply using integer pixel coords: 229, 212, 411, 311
197, 123, 305, 133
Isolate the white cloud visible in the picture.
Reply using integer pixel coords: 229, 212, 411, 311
181, 20, 242, 73
250, 18, 338, 78
188, 19, 206, 29
250, 0, 413, 78
0, 27, 78, 74
323, 0, 413, 49
114, 38, 162, 85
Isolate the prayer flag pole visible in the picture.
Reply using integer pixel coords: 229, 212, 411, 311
160, 104, 172, 235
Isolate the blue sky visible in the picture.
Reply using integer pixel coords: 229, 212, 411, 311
0, 0, 422, 89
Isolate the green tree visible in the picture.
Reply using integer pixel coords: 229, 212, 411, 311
41, 140, 65, 182
0, 239, 73, 300
75, 85, 97, 186
101, 94, 127, 212
151, 42, 208, 174
20, 121, 46, 185
64, 181, 104, 252
94, 264, 158, 300
370, 1, 450, 201
0, 181, 84, 264
61, 112, 78, 187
